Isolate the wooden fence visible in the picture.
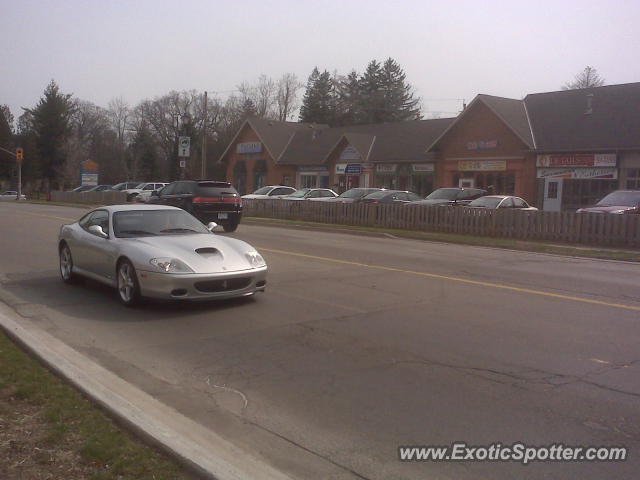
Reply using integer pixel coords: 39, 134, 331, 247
243, 199, 640, 248
51, 191, 127, 205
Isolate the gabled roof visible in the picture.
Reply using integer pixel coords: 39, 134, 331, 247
524, 82, 640, 151
219, 117, 327, 162
428, 95, 534, 151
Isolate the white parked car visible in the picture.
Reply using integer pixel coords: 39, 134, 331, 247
122, 182, 167, 202
0, 190, 26, 200
135, 183, 169, 203
241, 185, 296, 199
467, 195, 538, 210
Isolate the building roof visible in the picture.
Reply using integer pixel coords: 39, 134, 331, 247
524, 82, 640, 151
219, 117, 328, 162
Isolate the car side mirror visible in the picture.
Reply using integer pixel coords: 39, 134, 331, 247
207, 222, 218, 232
88, 225, 108, 238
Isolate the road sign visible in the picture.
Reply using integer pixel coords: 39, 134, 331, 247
178, 136, 190, 157
16, 147, 23, 162
179, 160, 186, 168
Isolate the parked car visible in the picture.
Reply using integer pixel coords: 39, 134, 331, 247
85, 184, 113, 192
311, 187, 384, 203
467, 195, 538, 210
149, 180, 243, 232
407, 187, 487, 206
111, 182, 143, 191
360, 190, 422, 205
58, 205, 267, 306
282, 188, 338, 200
242, 185, 296, 199
576, 190, 640, 214
0, 190, 26, 200
135, 183, 169, 203
122, 182, 167, 202
70, 185, 94, 193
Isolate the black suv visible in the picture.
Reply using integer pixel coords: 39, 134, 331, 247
150, 180, 243, 232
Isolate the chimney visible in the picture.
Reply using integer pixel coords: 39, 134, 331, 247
585, 93, 594, 115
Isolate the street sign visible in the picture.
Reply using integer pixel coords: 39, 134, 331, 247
179, 160, 186, 168
178, 136, 190, 157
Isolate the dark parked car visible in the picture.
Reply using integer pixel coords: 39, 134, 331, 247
312, 187, 385, 203
360, 190, 422, 205
576, 190, 640, 214
150, 180, 243, 231
85, 184, 114, 192
407, 187, 487, 206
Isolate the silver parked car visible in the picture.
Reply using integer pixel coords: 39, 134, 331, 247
58, 205, 267, 306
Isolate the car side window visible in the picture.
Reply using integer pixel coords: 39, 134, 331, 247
408, 193, 421, 201
78, 213, 92, 228
513, 198, 527, 208
307, 190, 320, 198
142, 184, 155, 190
499, 198, 514, 208
271, 188, 290, 196
320, 190, 333, 197
174, 182, 193, 195
84, 210, 109, 235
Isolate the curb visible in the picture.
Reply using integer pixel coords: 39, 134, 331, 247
0, 307, 293, 480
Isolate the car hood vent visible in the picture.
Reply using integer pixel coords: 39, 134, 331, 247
195, 247, 220, 256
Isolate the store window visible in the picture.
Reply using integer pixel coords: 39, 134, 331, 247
625, 169, 640, 189
562, 179, 618, 210
301, 174, 317, 188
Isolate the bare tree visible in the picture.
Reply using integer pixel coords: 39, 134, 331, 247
562, 66, 605, 90
276, 73, 303, 121
237, 75, 278, 119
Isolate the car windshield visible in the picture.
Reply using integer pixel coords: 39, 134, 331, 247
339, 188, 375, 198
111, 183, 129, 190
469, 197, 502, 208
252, 186, 272, 195
113, 210, 210, 237
289, 189, 310, 197
426, 188, 459, 200
596, 191, 640, 207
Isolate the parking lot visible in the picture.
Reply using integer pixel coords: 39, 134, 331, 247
1, 201, 640, 479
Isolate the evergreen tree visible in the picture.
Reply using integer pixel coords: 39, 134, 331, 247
334, 71, 361, 127
241, 98, 258, 118
357, 60, 385, 124
299, 68, 334, 125
0, 106, 14, 180
24, 80, 75, 190
379, 58, 421, 122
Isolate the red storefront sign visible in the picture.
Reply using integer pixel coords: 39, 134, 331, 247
536, 154, 616, 168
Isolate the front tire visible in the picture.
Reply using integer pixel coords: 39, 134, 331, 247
117, 259, 141, 307
222, 221, 239, 232
59, 244, 79, 284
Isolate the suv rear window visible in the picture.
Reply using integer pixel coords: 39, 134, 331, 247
195, 182, 238, 196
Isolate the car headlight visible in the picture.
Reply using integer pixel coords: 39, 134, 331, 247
149, 257, 194, 273
245, 251, 266, 268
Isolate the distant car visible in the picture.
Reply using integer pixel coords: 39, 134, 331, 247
241, 186, 296, 199
149, 180, 243, 232
467, 195, 538, 210
310, 187, 384, 203
122, 182, 167, 202
283, 188, 338, 200
360, 190, 422, 205
136, 183, 169, 203
57, 205, 267, 306
111, 182, 143, 191
85, 184, 114, 192
70, 185, 93, 193
0, 190, 26, 200
407, 187, 487, 206
576, 190, 640, 214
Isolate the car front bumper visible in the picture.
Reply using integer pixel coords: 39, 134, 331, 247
137, 266, 267, 300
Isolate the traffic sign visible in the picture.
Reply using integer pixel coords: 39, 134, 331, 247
178, 136, 190, 157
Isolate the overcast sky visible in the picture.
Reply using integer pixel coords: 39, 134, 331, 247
2, 0, 639, 123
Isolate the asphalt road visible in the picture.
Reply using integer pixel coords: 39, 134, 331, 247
1, 201, 639, 480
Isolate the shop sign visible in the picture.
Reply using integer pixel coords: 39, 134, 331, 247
81, 174, 98, 186
345, 163, 362, 174
298, 165, 328, 172
536, 153, 616, 168
376, 164, 397, 173
335, 163, 347, 174
536, 168, 618, 179
412, 163, 435, 173
80, 159, 99, 186
458, 160, 507, 171
237, 142, 262, 154
466, 140, 498, 150
340, 145, 361, 161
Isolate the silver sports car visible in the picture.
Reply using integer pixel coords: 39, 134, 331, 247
58, 205, 267, 306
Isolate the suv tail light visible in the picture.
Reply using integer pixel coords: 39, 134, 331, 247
193, 196, 242, 206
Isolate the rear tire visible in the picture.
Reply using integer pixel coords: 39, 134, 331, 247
59, 243, 79, 284
222, 221, 239, 232
116, 259, 141, 307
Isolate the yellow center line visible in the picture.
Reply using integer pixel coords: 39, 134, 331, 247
258, 247, 640, 312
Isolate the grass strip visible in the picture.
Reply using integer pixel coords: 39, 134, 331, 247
244, 217, 640, 262
0, 329, 195, 480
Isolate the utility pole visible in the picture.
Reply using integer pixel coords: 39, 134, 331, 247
201, 91, 207, 179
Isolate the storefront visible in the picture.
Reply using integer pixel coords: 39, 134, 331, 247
536, 154, 618, 211
374, 163, 435, 196
448, 159, 520, 195
296, 166, 330, 189
334, 162, 372, 192
619, 152, 640, 189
